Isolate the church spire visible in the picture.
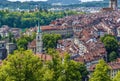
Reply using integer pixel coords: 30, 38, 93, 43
37, 21, 41, 33
36, 20, 43, 54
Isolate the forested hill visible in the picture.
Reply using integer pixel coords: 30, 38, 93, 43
0, 0, 50, 9
0, 0, 119, 9
47, 0, 80, 5
48, 0, 120, 7
47, 0, 120, 6
47, 0, 109, 5
0, 10, 78, 28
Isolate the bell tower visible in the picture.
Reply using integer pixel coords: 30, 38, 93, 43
110, 0, 118, 10
36, 22, 43, 53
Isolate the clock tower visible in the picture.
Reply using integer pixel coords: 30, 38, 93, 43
36, 22, 43, 53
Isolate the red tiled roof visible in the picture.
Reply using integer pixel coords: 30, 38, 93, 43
36, 54, 52, 61
41, 26, 58, 31
89, 59, 120, 72
28, 39, 36, 48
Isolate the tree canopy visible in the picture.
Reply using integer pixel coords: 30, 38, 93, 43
0, 50, 53, 81
47, 48, 88, 81
16, 33, 35, 50
42, 34, 62, 52
89, 59, 112, 81
0, 49, 88, 81
113, 71, 120, 81
0, 10, 78, 28
101, 34, 119, 62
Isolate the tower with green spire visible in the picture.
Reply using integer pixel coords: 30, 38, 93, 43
36, 22, 43, 53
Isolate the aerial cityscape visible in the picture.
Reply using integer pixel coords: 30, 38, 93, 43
0, 0, 120, 81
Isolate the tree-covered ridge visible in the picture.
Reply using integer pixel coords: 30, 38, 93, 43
0, 10, 77, 28
0, 0, 50, 9
0, 0, 119, 9
48, 0, 80, 5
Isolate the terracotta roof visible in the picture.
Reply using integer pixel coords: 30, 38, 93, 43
28, 39, 36, 48
88, 64, 96, 71
41, 26, 58, 31
108, 62, 120, 70
89, 58, 120, 71
36, 54, 52, 61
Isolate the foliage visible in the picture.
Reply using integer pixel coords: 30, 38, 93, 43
42, 34, 61, 52
100, 34, 119, 62
0, 0, 114, 9
0, 1, 51, 10
0, 50, 53, 81
47, 48, 63, 81
100, 34, 116, 43
16, 34, 34, 50
47, 49, 88, 81
89, 59, 112, 81
0, 10, 78, 28
61, 54, 88, 81
0, 49, 88, 81
102, 37, 118, 52
109, 51, 117, 62
113, 71, 120, 81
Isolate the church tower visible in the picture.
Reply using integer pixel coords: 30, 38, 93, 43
36, 22, 43, 53
110, 0, 118, 10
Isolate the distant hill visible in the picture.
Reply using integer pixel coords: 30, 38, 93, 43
0, 0, 119, 9
47, 0, 120, 7
47, 0, 80, 5
0, 0, 50, 9
47, 0, 108, 5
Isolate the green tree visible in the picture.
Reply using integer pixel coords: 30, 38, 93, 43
100, 34, 115, 42
0, 50, 53, 81
16, 35, 34, 50
16, 37, 28, 50
42, 34, 61, 52
60, 54, 88, 81
47, 48, 63, 81
0, 10, 78, 28
101, 34, 118, 53
47, 49, 88, 81
109, 51, 117, 62
113, 71, 120, 81
101, 35, 119, 61
103, 36, 118, 52
89, 59, 112, 81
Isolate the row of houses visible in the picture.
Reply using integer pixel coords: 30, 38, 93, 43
0, 41, 16, 60
0, 25, 20, 60
0, 25, 21, 38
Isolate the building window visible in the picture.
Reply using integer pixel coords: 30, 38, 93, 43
38, 36, 39, 39
2, 44, 4, 47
